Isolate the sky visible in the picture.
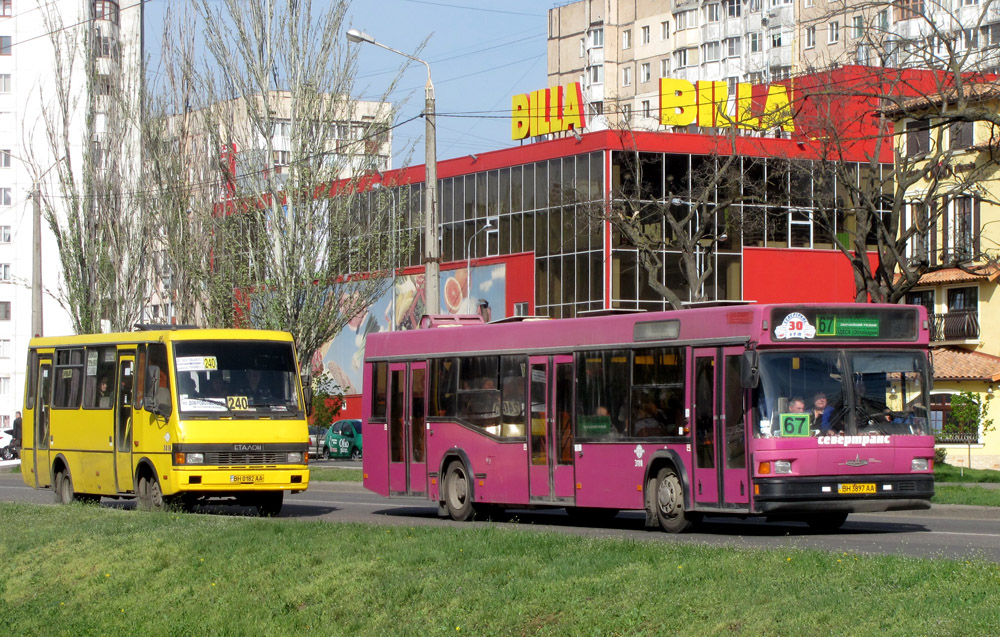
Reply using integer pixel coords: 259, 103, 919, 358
144, 0, 551, 169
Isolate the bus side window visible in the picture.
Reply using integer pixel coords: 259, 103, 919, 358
146, 344, 171, 413
135, 345, 146, 409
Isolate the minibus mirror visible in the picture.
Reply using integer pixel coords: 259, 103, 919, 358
301, 374, 313, 416
741, 351, 759, 388
143, 365, 160, 411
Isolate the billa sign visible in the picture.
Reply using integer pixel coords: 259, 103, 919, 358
509, 78, 795, 138
511, 82, 586, 140
660, 79, 794, 132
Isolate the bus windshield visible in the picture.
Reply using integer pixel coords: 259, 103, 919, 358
752, 349, 929, 438
173, 340, 302, 418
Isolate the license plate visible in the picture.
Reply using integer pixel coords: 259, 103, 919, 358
838, 482, 876, 494
230, 474, 264, 484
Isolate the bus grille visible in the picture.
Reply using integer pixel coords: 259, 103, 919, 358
205, 451, 287, 466
896, 481, 916, 492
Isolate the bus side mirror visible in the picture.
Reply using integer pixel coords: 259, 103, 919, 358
301, 374, 313, 416
143, 365, 160, 411
741, 351, 759, 388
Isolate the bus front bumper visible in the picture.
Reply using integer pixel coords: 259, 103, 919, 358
753, 474, 934, 514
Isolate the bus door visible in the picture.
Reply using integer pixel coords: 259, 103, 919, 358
114, 354, 135, 493
32, 358, 53, 488
692, 347, 750, 508
527, 355, 575, 503
388, 363, 427, 495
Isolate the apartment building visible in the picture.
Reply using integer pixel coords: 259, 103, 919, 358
0, 0, 143, 427
548, 0, 1000, 132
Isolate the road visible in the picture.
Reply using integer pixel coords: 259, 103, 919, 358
2, 466, 999, 562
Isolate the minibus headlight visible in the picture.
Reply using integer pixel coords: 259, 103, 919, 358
186, 453, 204, 465
912, 458, 929, 471
774, 460, 792, 474
287, 452, 303, 463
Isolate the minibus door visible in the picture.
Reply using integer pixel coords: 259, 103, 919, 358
387, 364, 408, 494
406, 363, 427, 496
114, 354, 135, 493
32, 359, 53, 488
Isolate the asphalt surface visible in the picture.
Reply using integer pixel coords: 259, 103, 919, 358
3, 465, 1000, 562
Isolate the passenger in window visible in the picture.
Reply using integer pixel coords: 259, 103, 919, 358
97, 377, 113, 408
786, 397, 806, 413
810, 392, 835, 435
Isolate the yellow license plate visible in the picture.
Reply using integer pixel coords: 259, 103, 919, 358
838, 483, 876, 494
230, 474, 264, 484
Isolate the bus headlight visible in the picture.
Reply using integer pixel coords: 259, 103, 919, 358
186, 453, 204, 464
774, 460, 792, 474
287, 452, 304, 463
911, 458, 929, 471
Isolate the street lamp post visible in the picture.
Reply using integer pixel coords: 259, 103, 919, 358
346, 28, 440, 314
466, 217, 495, 310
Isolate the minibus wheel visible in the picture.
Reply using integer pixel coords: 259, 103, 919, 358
806, 511, 848, 532
255, 491, 284, 517
54, 469, 75, 505
136, 474, 165, 510
443, 461, 475, 521
651, 467, 691, 533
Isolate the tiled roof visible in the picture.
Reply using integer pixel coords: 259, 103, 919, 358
917, 266, 1000, 285
932, 346, 1000, 382
882, 82, 1000, 116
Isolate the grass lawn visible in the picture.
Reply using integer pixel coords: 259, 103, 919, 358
1, 502, 999, 636
308, 466, 362, 482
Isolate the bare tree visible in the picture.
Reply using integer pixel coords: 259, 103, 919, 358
28, 3, 154, 333
142, 0, 415, 361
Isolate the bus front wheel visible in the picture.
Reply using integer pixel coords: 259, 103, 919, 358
54, 469, 75, 505
806, 511, 849, 532
651, 467, 691, 533
443, 461, 475, 522
136, 474, 165, 510
255, 491, 284, 517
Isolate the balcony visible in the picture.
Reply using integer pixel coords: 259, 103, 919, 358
932, 310, 979, 341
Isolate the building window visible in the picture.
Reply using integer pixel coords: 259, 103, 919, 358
805, 26, 816, 49
947, 286, 977, 312
588, 28, 604, 48
749, 0, 761, 11
950, 121, 973, 149
0, 149, 8, 167
707, 3, 720, 23
93, 31, 114, 58
853, 16, 865, 38
96, 74, 112, 96
703, 41, 721, 62
661, 21, 669, 40
0, 188, 10, 205
272, 119, 291, 137
675, 10, 694, 31
622, 104, 632, 123
726, 0, 741, 17
828, 21, 840, 44
622, 29, 631, 50
949, 197, 976, 260
674, 48, 689, 68
0, 36, 10, 56
0, 339, 9, 358
906, 120, 930, 156
0, 263, 9, 281
94, 0, 120, 24
660, 58, 669, 76
0, 301, 9, 320
726, 37, 741, 57
587, 65, 604, 84
639, 62, 650, 83
0, 225, 9, 242
0, 74, 9, 93
749, 32, 761, 52
641, 25, 650, 44
906, 289, 934, 319
770, 29, 783, 48
273, 150, 290, 167
0, 1, 10, 17
0, 376, 9, 396
641, 99, 651, 118
622, 66, 631, 87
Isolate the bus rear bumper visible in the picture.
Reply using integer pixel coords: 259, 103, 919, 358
753, 474, 934, 514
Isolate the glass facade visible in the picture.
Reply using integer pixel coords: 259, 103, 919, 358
357, 148, 887, 319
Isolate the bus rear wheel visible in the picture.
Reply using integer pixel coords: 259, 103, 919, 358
443, 461, 475, 522
651, 467, 691, 533
806, 511, 849, 532
255, 492, 284, 517
136, 474, 165, 511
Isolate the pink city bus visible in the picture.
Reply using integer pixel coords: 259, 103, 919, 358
361, 304, 935, 532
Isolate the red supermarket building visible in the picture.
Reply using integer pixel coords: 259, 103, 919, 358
318, 66, 941, 417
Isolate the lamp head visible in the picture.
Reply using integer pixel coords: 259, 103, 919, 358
346, 29, 375, 44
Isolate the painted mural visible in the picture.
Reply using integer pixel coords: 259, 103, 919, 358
313, 263, 508, 394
